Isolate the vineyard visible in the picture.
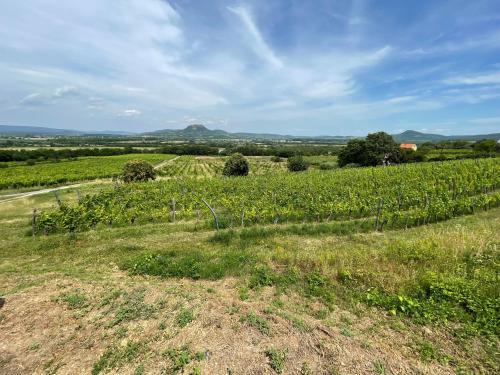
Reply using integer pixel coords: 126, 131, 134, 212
35, 158, 499, 234
157, 156, 287, 177
0, 154, 174, 189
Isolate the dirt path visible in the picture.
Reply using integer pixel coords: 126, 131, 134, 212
0, 156, 179, 205
0, 183, 94, 204
154, 155, 180, 170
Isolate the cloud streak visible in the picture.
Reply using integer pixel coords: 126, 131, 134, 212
227, 6, 283, 69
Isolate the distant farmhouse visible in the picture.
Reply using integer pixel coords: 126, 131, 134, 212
400, 143, 418, 151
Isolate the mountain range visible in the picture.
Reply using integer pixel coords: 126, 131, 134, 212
0, 124, 498, 143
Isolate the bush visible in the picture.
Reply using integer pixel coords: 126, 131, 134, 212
271, 156, 283, 162
319, 162, 336, 170
222, 153, 249, 176
122, 160, 156, 183
287, 156, 308, 172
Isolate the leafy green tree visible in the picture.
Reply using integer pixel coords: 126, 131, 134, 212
287, 155, 308, 172
122, 160, 156, 183
222, 153, 249, 176
473, 139, 498, 153
337, 139, 367, 167
338, 132, 401, 167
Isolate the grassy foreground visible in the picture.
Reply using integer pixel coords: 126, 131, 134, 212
0, 189, 498, 374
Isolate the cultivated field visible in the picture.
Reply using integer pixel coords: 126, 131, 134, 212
0, 154, 175, 190
0, 157, 498, 374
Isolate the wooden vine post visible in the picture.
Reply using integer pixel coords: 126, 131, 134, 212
202, 198, 219, 231
54, 191, 62, 208
374, 198, 384, 231
32, 209, 37, 237
171, 198, 176, 223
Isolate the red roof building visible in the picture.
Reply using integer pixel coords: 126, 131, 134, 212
400, 143, 418, 151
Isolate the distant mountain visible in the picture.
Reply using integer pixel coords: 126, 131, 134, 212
0, 125, 82, 136
1, 124, 498, 142
143, 124, 354, 141
144, 124, 291, 140
146, 124, 231, 138
0, 125, 133, 136
392, 130, 500, 143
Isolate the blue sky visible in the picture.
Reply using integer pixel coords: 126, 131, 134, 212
1, 0, 500, 135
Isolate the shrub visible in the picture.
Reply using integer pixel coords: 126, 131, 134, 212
319, 162, 336, 170
271, 156, 283, 162
223, 153, 249, 176
122, 160, 156, 183
287, 155, 308, 172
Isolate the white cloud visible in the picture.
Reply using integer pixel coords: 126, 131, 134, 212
444, 72, 500, 85
118, 109, 141, 117
53, 86, 79, 98
19, 93, 44, 106
227, 6, 283, 69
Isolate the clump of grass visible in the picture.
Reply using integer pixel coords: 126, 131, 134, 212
242, 312, 270, 335
109, 288, 155, 327
92, 341, 143, 375
163, 345, 204, 374
134, 364, 145, 375
99, 289, 122, 308
57, 291, 88, 309
372, 360, 387, 375
265, 348, 287, 373
238, 287, 249, 301
175, 307, 195, 328
413, 339, 450, 364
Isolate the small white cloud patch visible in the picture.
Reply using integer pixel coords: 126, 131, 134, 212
118, 109, 141, 117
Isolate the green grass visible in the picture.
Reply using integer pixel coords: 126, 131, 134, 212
163, 345, 204, 374
108, 288, 156, 327
175, 307, 195, 327
243, 312, 271, 335
92, 341, 143, 375
264, 348, 287, 373
57, 291, 88, 309
0, 188, 498, 373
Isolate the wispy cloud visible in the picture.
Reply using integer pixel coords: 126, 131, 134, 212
19, 93, 44, 106
227, 6, 283, 69
444, 72, 500, 85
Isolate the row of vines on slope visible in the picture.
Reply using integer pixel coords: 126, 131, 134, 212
34, 158, 500, 234
157, 156, 287, 178
0, 154, 175, 189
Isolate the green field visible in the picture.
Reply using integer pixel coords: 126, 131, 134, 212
0, 153, 174, 189
0, 157, 499, 374
35, 158, 499, 233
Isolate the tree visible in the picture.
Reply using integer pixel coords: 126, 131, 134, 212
473, 139, 498, 153
337, 139, 367, 167
222, 153, 249, 176
287, 155, 308, 172
122, 160, 156, 183
338, 132, 401, 167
